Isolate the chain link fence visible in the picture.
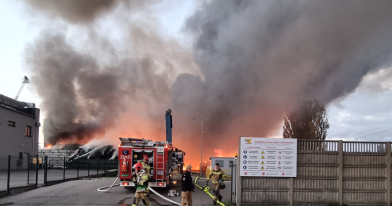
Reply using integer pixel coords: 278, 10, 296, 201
0, 155, 118, 197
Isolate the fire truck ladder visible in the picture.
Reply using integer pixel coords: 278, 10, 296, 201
156, 151, 165, 182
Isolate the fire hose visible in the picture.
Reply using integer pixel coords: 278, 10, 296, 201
97, 177, 120, 192
97, 171, 145, 192
97, 176, 184, 205
194, 176, 225, 206
148, 187, 182, 206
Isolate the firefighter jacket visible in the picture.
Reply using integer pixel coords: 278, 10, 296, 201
207, 169, 226, 184
181, 170, 194, 192
142, 162, 151, 175
132, 171, 149, 192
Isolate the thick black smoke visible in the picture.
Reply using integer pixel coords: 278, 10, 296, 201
24, 0, 392, 160
24, 0, 151, 24
25, 27, 196, 145
173, 0, 392, 140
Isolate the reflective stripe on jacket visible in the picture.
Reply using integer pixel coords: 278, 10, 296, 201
142, 162, 151, 175
207, 169, 226, 183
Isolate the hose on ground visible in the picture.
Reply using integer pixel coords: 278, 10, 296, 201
96, 177, 183, 205
194, 176, 225, 206
148, 187, 182, 206
97, 177, 120, 192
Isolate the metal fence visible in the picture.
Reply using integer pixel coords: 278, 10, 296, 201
236, 140, 392, 206
0, 154, 118, 197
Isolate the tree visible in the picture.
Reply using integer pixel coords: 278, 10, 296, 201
283, 100, 330, 140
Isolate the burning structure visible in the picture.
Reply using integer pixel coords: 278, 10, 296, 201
22, 0, 392, 166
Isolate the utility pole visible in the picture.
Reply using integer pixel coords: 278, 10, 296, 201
193, 118, 209, 177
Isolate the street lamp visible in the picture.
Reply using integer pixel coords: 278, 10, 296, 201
193, 118, 209, 177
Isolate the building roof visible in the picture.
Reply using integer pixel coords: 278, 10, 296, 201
0, 94, 38, 117
210, 157, 234, 159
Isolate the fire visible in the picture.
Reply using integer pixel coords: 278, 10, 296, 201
183, 165, 186, 171
214, 149, 223, 157
47, 145, 52, 149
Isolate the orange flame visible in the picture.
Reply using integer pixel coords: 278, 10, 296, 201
214, 149, 223, 157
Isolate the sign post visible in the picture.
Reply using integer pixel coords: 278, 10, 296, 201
239, 137, 297, 177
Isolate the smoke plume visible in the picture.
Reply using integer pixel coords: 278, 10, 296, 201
24, 0, 392, 163
24, 0, 151, 24
176, 0, 392, 138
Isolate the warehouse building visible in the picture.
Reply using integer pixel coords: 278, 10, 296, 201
0, 94, 40, 170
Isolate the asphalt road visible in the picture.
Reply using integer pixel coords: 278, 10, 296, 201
0, 169, 105, 191
0, 173, 233, 206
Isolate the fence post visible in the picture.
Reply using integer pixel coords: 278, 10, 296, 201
338, 140, 343, 205
35, 155, 38, 188
7, 155, 10, 195
88, 159, 90, 177
97, 158, 99, 177
44, 156, 48, 186
289, 177, 293, 206
236, 138, 242, 206
230, 162, 233, 204
63, 156, 65, 181
386, 142, 391, 206
27, 154, 30, 185
103, 159, 106, 174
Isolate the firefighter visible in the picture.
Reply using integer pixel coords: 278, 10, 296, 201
205, 163, 226, 205
132, 163, 150, 206
142, 155, 151, 175
141, 155, 151, 196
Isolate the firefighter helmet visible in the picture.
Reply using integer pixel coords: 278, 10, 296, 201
133, 162, 144, 170
143, 155, 149, 161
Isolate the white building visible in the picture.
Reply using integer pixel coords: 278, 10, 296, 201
0, 94, 40, 170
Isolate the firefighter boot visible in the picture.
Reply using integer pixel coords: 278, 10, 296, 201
141, 198, 151, 206
132, 197, 138, 206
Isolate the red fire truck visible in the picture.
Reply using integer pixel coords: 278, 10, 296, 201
118, 109, 185, 188
119, 138, 182, 188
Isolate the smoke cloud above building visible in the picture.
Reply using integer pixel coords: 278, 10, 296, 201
23, 0, 392, 162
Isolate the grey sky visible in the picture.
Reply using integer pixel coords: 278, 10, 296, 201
328, 67, 392, 142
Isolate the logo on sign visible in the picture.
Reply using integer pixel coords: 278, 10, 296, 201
261, 151, 265, 154
244, 172, 248, 175
244, 139, 252, 144
243, 150, 247, 154
261, 155, 265, 159
261, 161, 265, 164
278, 151, 282, 154
278, 166, 281, 170
282, 172, 285, 176
278, 161, 281, 165
243, 155, 247, 159
243, 160, 247, 164
262, 172, 265, 175
243, 166, 247, 169
261, 166, 265, 170
278, 156, 282, 160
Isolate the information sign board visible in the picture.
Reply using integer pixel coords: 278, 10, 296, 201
240, 137, 297, 177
